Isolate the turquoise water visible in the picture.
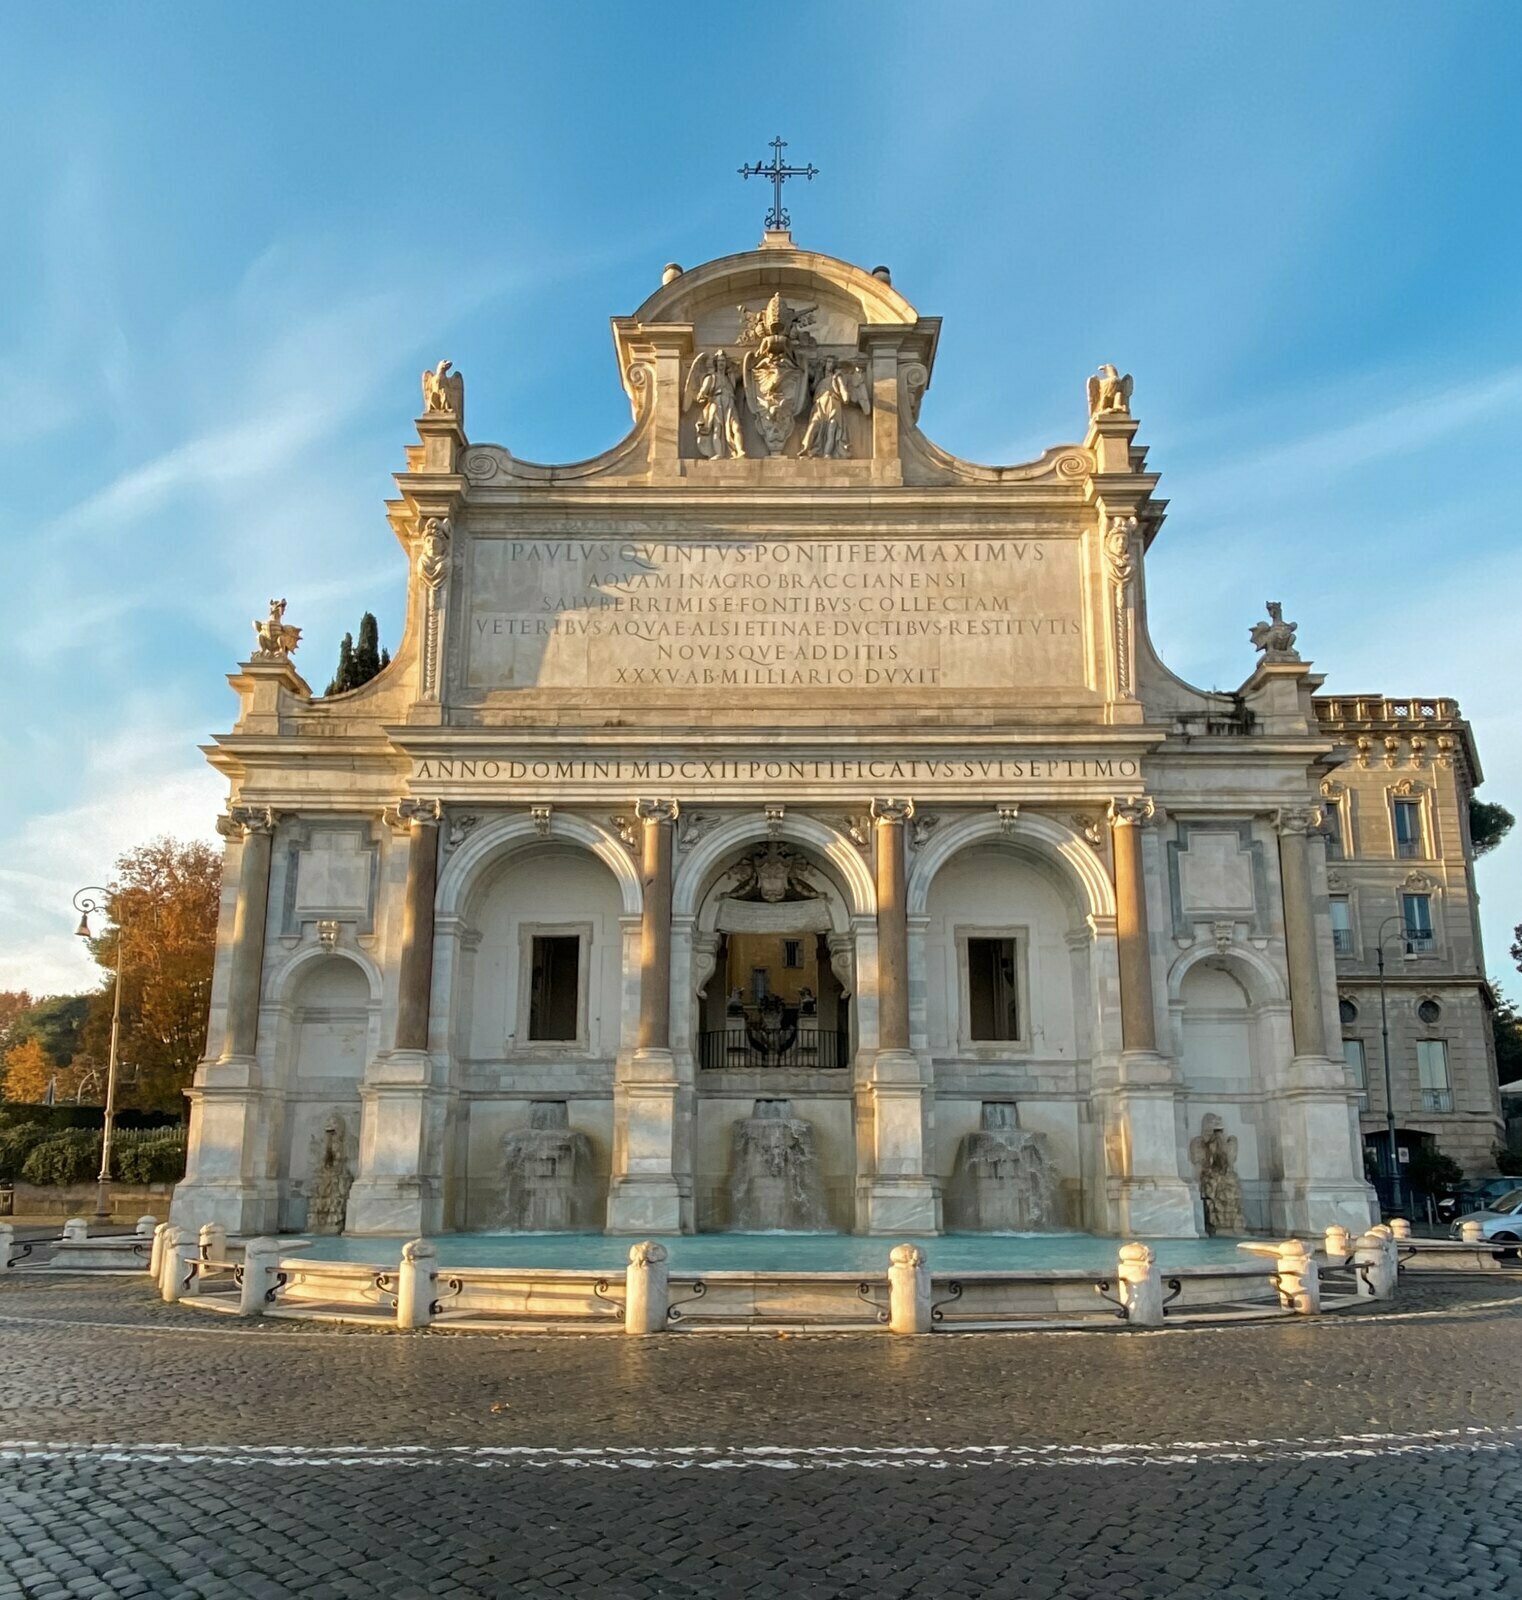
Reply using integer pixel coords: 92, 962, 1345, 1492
292, 1232, 1250, 1273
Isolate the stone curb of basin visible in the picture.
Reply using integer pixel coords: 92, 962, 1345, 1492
14, 1218, 1500, 1336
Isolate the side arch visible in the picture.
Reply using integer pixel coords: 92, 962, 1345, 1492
436, 812, 642, 919
1165, 942, 1288, 1007
672, 813, 877, 920
262, 940, 385, 1007
906, 812, 1116, 920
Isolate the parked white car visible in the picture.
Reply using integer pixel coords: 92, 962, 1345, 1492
1449, 1187, 1522, 1241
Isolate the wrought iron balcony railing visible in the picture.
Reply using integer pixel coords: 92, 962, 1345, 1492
698, 1027, 849, 1070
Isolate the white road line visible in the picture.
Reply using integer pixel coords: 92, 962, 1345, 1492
2, 1429, 1519, 1471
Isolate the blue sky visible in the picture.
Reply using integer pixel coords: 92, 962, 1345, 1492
3, 2, 1520, 995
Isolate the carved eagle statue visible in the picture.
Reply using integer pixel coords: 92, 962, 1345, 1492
1087, 363, 1133, 418
421, 359, 465, 417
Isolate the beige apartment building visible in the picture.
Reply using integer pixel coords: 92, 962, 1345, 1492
1316, 695, 1502, 1187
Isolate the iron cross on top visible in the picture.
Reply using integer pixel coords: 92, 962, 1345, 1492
739, 136, 818, 231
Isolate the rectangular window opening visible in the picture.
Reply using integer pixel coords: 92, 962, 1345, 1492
1402, 893, 1435, 952
528, 935, 581, 1041
1417, 1038, 1452, 1112
967, 937, 1020, 1042
782, 939, 803, 969
1342, 1037, 1367, 1091
1394, 799, 1423, 859
1330, 896, 1354, 955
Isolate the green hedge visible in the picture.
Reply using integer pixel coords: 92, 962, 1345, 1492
2, 1127, 188, 1187
20, 1129, 102, 1186
114, 1138, 187, 1185
0, 1105, 181, 1134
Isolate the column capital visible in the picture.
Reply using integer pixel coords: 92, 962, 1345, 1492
383, 797, 442, 834
1107, 795, 1155, 829
216, 805, 277, 841
1273, 804, 1323, 837
634, 798, 680, 825
870, 796, 915, 825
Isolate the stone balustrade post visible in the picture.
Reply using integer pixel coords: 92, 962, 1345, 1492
1460, 1220, 1484, 1244
239, 1238, 282, 1317
148, 1222, 171, 1280
1107, 799, 1158, 1054
396, 1239, 438, 1329
1352, 1229, 1397, 1300
62, 1217, 89, 1242
0, 1223, 14, 1273
1116, 1241, 1164, 1325
624, 1241, 670, 1335
888, 1244, 932, 1334
160, 1227, 195, 1303
1389, 1217, 1412, 1241
1274, 1240, 1321, 1314
216, 807, 276, 1064
1275, 807, 1329, 1059
635, 801, 678, 1055
1323, 1225, 1351, 1265
393, 805, 441, 1056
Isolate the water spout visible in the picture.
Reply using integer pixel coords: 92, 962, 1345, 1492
727, 1098, 829, 1231
946, 1102, 1057, 1232
499, 1101, 596, 1231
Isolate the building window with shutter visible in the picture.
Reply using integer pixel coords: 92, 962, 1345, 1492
1402, 893, 1435, 953
1416, 1038, 1451, 1112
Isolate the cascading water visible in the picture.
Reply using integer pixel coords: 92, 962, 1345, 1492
946, 1101, 1057, 1231
499, 1101, 596, 1231
727, 1098, 830, 1231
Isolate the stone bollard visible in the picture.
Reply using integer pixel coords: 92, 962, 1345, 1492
1352, 1229, 1398, 1300
160, 1227, 196, 1303
1460, 1220, 1485, 1245
624, 1241, 670, 1335
1389, 1217, 1412, 1241
148, 1221, 171, 1280
135, 1215, 157, 1239
62, 1217, 89, 1242
1116, 1242, 1165, 1326
1323, 1225, 1351, 1265
0, 1222, 13, 1272
888, 1244, 932, 1335
239, 1238, 283, 1317
1274, 1240, 1321, 1314
198, 1222, 227, 1264
396, 1239, 438, 1330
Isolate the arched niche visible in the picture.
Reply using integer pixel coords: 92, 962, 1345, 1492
271, 952, 374, 1232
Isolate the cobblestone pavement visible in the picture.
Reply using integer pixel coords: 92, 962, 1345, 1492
3, 1273, 1522, 1598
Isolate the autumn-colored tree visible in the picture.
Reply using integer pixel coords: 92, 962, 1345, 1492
0, 990, 35, 1054
79, 838, 221, 1114
2, 1037, 55, 1103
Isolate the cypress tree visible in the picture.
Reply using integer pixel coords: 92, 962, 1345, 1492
325, 632, 356, 696
324, 614, 389, 696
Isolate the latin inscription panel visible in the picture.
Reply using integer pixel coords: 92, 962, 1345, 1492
465, 537, 1086, 691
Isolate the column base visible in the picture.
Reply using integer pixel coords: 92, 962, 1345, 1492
1269, 1183, 1378, 1236
856, 1177, 941, 1236
345, 1177, 443, 1237
605, 1176, 688, 1235
1103, 1179, 1201, 1239
169, 1179, 279, 1236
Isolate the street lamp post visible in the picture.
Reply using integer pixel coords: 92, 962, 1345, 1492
1374, 913, 1409, 1219
73, 887, 125, 1222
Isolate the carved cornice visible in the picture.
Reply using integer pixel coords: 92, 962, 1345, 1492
870, 797, 915, 826
383, 797, 442, 833
634, 798, 680, 825
216, 805, 277, 841
1273, 805, 1324, 837
1107, 795, 1155, 829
